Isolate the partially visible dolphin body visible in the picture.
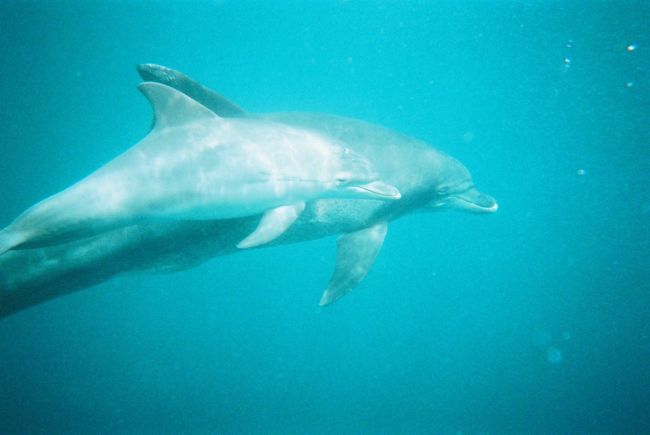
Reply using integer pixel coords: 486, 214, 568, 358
0, 64, 497, 319
0, 83, 399, 256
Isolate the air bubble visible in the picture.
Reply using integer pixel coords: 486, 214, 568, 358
546, 347, 563, 364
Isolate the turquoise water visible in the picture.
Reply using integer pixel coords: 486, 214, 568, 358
0, 1, 648, 433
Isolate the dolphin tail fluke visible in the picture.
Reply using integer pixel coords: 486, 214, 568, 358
0, 230, 23, 257
319, 222, 388, 306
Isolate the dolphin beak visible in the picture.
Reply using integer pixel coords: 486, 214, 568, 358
348, 181, 402, 200
432, 187, 497, 213
453, 188, 498, 213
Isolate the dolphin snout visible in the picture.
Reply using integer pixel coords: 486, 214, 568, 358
456, 188, 498, 213
431, 187, 498, 213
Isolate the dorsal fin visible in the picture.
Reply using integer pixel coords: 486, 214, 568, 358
137, 64, 246, 117
138, 82, 221, 132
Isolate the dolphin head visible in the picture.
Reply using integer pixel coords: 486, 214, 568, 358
427, 157, 497, 213
329, 147, 401, 200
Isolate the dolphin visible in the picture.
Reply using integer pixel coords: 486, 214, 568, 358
0, 64, 497, 319
0, 83, 399, 257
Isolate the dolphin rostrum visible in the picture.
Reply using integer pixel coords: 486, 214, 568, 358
0, 64, 496, 318
0, 82, 399, 257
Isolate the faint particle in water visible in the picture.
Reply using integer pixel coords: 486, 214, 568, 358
566, 39, 574, 48
626, 43, 637, 52
462, 131, 475, 143
625, 81, 634, 88
534, 330, 552, 348
563, 57, 571, 67
546, 346, 563, 364
566, 256, 576, 267
576, 168, 586, 176
562, 331, 571, 341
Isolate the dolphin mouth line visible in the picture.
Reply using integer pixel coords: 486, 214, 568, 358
431, 193, 498, 213
455, 195, 498, 212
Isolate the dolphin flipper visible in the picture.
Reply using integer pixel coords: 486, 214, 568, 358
319, 222, 388, 306
136, 64, 246, 118
237, 203, 306, 249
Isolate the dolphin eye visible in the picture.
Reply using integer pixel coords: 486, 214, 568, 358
335, 171, 354, 184
437, 186, 450, 195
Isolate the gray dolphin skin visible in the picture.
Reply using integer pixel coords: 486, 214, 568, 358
0, 83, 399, 256
0, 64, 497, 319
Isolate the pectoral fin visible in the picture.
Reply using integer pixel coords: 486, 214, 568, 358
319, 222, 388, 306
237, 203, 306, 249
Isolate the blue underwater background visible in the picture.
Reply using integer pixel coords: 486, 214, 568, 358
0, 1, 649, 433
